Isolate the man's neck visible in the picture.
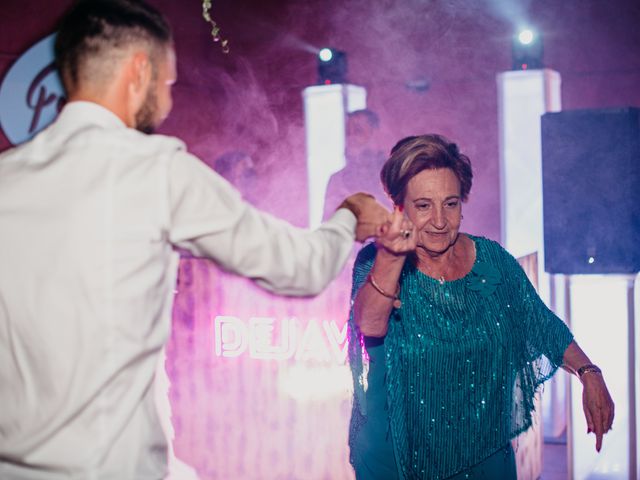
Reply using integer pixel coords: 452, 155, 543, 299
67, 87, 132, 128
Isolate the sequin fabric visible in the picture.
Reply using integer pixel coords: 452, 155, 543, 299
347, 236, 573, 479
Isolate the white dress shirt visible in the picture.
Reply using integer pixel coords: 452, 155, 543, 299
0, 102, 357, 479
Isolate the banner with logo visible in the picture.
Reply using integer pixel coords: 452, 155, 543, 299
0, 34, 65, 146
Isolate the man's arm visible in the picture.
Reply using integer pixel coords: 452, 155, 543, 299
168, 153, 389, 296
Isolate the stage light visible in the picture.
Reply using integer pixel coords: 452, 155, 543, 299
518, 29, 535, 45
318, 48, 333, 62
317, 48, 347, 85
512, 27, 543, 70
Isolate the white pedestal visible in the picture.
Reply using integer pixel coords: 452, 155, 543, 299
302, 84, 366, 228
567, 276, 638, 480
497, 69, 562, 479
497, 69, 561, 277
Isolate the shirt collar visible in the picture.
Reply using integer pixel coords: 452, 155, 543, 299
58, 101, 128, 130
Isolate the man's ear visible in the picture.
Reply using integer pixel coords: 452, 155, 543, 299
128, 51, 152, 103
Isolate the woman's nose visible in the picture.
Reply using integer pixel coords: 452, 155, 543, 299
432, 207, 446, 229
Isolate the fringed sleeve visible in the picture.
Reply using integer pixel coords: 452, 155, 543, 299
347, 243, 377, 463
501, 243, 574, 373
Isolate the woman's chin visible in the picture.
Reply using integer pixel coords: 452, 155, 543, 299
418, 241, 454, 256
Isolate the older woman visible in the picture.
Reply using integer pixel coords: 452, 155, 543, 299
347, 134, 614, 479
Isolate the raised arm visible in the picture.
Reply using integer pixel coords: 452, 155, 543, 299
168, 152, 390, 296
353, 208, 416, 337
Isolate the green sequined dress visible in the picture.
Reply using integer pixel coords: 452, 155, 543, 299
348, 235, 574, 479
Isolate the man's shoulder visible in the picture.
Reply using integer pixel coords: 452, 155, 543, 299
129, 131, 187, 155
68, 125, 188, 163
0, 121, 189, 170
60, 102, 188, 155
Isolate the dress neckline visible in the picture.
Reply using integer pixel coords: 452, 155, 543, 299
411, 234, 480, 285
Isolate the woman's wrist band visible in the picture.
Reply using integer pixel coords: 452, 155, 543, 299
577, 363, 602, 379
367, 273, 401, 309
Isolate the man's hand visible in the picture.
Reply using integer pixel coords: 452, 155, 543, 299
338, 192, 391, 242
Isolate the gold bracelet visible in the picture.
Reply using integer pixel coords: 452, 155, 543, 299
577, 364, 602, 378
367, 273, 401, 309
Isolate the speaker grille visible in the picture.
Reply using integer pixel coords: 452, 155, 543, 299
542, 107, 640, 274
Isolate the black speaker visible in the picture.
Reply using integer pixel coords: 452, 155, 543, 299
542, 107, 640, 274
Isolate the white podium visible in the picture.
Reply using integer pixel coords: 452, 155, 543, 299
302, 84, 366, 228
567, 276, 638, 479
497, 69, 561, 289
498, 69, 563, 480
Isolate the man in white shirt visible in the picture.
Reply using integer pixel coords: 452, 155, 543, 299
0, 1, 389, 478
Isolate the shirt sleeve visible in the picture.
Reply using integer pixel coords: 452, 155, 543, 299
504, 248, 574, 367
167, 151, 357, 296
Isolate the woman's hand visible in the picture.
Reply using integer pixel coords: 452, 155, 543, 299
375, 206, 417, 255
581, 373, 614, 452
353, 207, 414, 337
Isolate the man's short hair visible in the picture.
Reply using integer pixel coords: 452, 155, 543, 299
54, 0, 172, 93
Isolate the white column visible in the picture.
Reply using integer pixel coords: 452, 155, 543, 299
302, 84, 366, 228
497, 69, 562, 480
497, 69, 561, 294
566, 276, 638, 480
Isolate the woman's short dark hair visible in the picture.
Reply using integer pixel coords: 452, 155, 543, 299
54, 0, 172, 93
380, 134, 473, 205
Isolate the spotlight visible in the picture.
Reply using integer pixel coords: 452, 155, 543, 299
317, 48, 347, 85
518, 29, 535, 45
319, 48, 333, 62
512, 28, 543, 70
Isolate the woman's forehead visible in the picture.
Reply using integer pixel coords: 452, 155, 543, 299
406, 168, 460, 197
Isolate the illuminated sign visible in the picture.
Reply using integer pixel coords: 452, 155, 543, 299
214, 316, 348, 364
0, 34, 65, 146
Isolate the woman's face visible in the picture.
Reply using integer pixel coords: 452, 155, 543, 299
402, 168, 462, 255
